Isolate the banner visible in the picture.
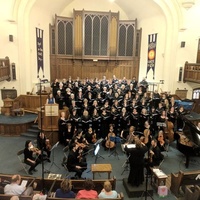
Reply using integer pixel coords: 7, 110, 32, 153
146, 33, 157, 79
36, 28, 44, 78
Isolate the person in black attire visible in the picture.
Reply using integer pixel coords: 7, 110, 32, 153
55, 90, 64, 110
58, 111, 67, 144
37, 132, 51, 162
24, 140, 41, 175
149, 139, 164, 167
100, 109, 110, 138
130, 76, 138, 89
66, 143, 87, 179
64, 123, 74, 146
51, 79, 59, 98
176, 106, 186, 131
69, 109, 81, 129
125, 138, 148, 187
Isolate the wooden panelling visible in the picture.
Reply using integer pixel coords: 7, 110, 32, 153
50, 57, 139, 81
0, 122, 33, 136
16, 95, 48, 113
184, 62, 200, 83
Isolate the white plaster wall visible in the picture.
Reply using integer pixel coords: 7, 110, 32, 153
174, 1, 200, 98
60, 0, 128, 19
0, 0, 21, 108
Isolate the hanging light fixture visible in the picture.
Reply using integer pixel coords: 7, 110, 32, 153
182, 0, 195, 9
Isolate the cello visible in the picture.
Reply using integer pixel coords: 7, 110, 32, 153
164, 120, 174, 143
105, 125, 116, 149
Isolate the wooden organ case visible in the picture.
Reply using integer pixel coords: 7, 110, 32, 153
49, 10, 142, 81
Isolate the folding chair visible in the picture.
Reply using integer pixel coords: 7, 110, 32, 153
17, 149, 29, 175
62, 146, 69, 166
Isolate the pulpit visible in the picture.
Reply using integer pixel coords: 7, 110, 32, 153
37, 105, 69, 144
1, 97, 14, 116
38, 104, 59, 131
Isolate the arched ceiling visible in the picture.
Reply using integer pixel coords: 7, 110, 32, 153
11, 0, 172, 21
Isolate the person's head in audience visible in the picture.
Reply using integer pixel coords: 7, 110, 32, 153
103, 181, 112, 192
32, 193, 47, 200
60, 179, 72, 193
11, 174, 21, 185
10, 196, 19, 200
84, 179, 94, 191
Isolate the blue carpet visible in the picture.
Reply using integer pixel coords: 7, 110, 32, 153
0, 113, 37, 124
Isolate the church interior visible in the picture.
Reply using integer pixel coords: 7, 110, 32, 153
1, 0, 200, 200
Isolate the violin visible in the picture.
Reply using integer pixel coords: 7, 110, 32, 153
29, 145, 41, 154
45, 139, 52, 151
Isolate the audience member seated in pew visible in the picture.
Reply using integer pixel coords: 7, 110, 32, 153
10, 196, 19, 200
55, 179, 75, 198
32, 193, 47, 200
98, 181, 118, 199
76, 179, 98, 199
4, 174, 33, 196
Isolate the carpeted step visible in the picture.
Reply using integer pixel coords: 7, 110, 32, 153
31, 124, 39, 129
21, 132, 37, 138
27, 128, 40, 133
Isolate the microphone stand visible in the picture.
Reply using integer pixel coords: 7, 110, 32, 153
38, 78, 46, 194
141, 148, 154, 200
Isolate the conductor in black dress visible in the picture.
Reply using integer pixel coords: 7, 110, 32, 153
125, 138, 148, 187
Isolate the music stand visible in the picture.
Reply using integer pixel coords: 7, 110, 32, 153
121, 154, 130, 175
47, 141, 60, 173
94, 139, 105, 163
108, 136, 122, 160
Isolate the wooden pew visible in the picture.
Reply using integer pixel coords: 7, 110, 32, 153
0, 174, 121, 200
48, 195, 124, 200
170, 170, 200, 197
0, 194, 32, 200
183, 185, 200, 200
48, 176, 117, 194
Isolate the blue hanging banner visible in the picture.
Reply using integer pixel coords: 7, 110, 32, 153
36, 28, 44, 78
146, 33, 157, 79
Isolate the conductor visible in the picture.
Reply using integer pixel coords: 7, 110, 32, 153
125, 138, 148, 187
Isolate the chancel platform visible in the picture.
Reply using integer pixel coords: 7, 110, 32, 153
0, 113, 37, 136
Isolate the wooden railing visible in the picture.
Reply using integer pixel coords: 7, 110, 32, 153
183, 61, 200, 83
0, 57, 11, 82
170, 170, 200, 197
0, 174, 123, 200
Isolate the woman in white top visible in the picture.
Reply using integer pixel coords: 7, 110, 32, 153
98, 181, 118, 199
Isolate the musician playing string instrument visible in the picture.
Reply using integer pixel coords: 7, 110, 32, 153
143, 121, 152, 148
37, 132, 51, 162
149, 139, 164, 167
157, 130, 168, 152
85, 127, 97, 144
66, 143, 87, 179
24, 140, 41, 175
105, 124, 116, 150
121, 126, 136, 144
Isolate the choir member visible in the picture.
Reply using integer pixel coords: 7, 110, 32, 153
58, 111, 67, 144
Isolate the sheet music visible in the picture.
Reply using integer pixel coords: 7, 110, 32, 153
122, 144, 136, 149
21, 180, 28, 187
